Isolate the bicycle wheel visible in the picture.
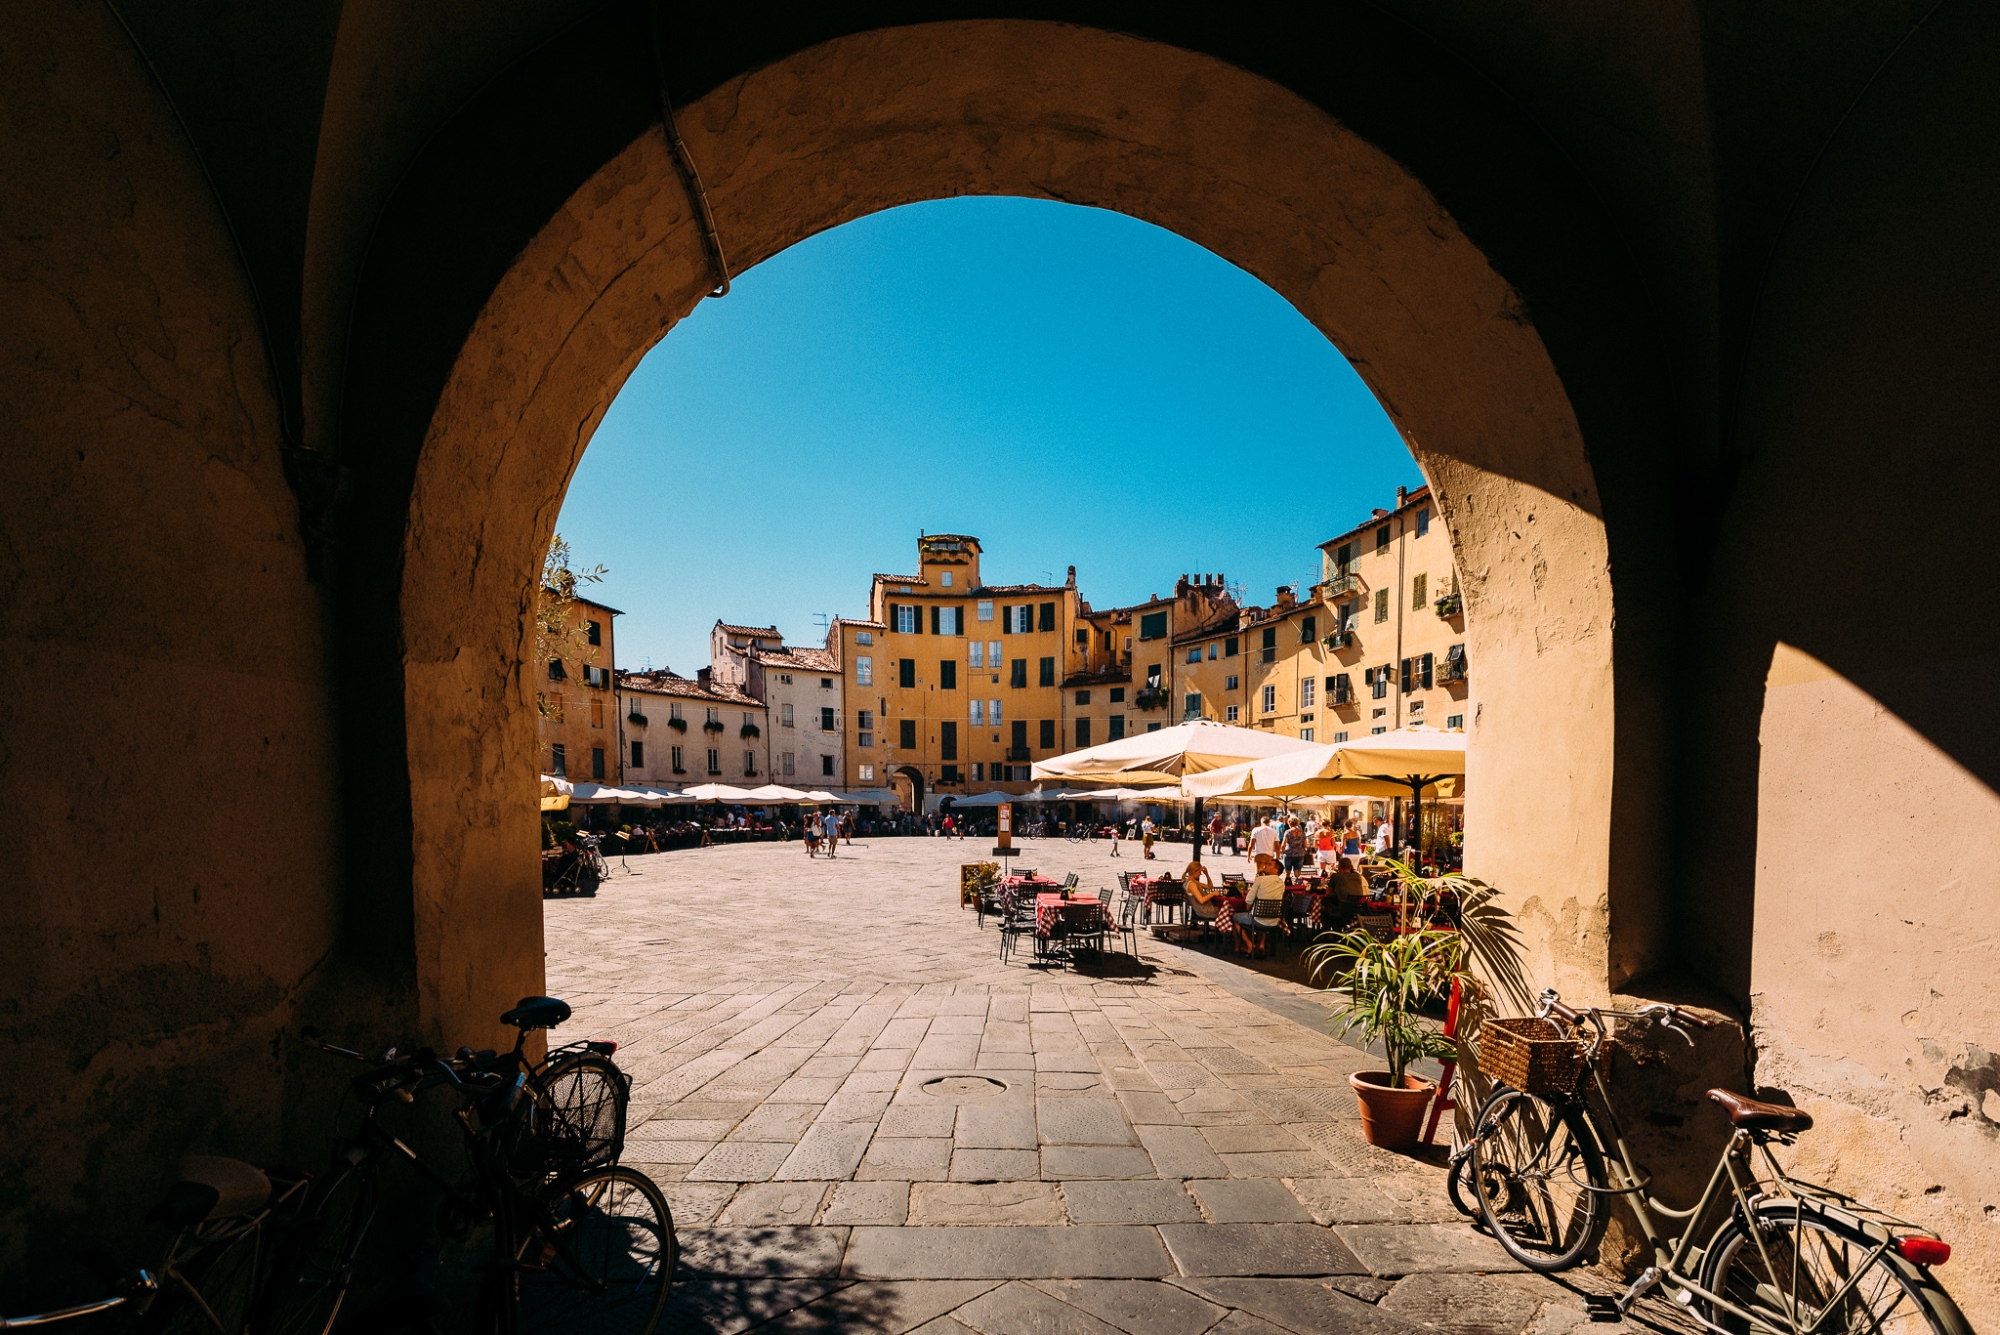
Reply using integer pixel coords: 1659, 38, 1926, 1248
136, 1218, 265, 1335
1466, 1087, 1607, 1271
253, 1158, 377, 1335
513, 1167, 673, 1335
528, 1053, 628, 1181
1699, 1200, 1970, 1335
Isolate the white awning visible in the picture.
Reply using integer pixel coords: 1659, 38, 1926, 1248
1032, 719, 1317, 786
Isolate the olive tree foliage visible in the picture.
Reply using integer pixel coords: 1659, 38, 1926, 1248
535, 534, 607, 720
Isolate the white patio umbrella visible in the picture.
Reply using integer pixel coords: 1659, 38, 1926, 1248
679, 782, 760, 803
742, 783, 813, 803
1033, 720, 1317, 863
946, 790, 1015, 807
567, 781, 663, 806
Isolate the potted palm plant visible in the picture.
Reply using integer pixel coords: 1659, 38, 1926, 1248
1307, 922, 1462, 1149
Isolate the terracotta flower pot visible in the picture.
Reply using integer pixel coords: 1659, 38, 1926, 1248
1349, 1071, 1436, 1150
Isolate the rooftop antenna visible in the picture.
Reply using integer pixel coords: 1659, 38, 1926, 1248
1226, 580, 1247, 604
811, 612, 830, 635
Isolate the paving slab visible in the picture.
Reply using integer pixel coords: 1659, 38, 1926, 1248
1114, 1091, 1184, 1125
1334, 1224, 1525, 1277
844, 1226, 1176, 1279
1200, 1124, 1310, 1155
689, 1141, 795, 1182
952, 1149, 1042, 1181
1171, 1277, 1425, 1334
677, 1226, 851, 1277
760, 1281, 1002, 1335
1158, 1223, 1369, 1277
777, 1123, 877, 1180
1040, 1147, 1156, 1180
950, 1280, 1127, 1335
822, 1180, 909, 1225
1135, 1125, 1229, 1179
881, 1103, 959, 1138
1379, 1272, 1560, 1335
1219, 1152, 1332, 1179
857, 1137, 956, 1180
1286, 1177, 1417, 1225
955, 1104, 1037, 1149
1188, 1179, 1314, 1223
908, 1181, 1067, 1225
730, 1104, 824, 1141
663, 1181, 738, 1226
720, 1182, 833, 1226
661, 1276, 851, 1335
1061, 1179, 1202, 1224
1026, 1279, 1227, 1335
1038, 1098, 1137, 1146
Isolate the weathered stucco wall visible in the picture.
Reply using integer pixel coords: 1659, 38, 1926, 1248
401, 23, 1635, 1056
0, 1, 344, 1300
1686, 4, 2000, 1309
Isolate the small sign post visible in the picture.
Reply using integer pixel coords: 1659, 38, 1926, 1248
992, 802, 1014, 872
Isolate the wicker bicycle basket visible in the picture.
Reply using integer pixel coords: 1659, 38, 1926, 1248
1478, 1017, 1588, 1100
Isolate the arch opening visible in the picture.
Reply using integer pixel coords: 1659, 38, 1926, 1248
396, 19, 1631, 1050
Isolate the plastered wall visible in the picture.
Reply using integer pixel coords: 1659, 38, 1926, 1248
0, 2, 345, 1299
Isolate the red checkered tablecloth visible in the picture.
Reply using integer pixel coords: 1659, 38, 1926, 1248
1035, 893, 1105, 937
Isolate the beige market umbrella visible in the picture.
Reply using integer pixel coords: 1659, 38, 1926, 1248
1033, 720, 1316, 863
1190, 727, 1465, 850
540, 774, 572, 812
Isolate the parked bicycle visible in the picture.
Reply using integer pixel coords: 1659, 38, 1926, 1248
1462, 988, 1967, 1333
543, 837, 607, 898
0, 1159, 317, 1331
267, 996, 666, 1335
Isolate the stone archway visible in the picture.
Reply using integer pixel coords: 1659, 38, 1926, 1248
399, 21, 1628, 1048
890, 766, 926, 815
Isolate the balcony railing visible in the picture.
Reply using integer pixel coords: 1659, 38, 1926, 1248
1325, 571, 1364, 597
1435, 593, 1464, 618
1324, 629, 1355, 651
1006, 747, 1031, 761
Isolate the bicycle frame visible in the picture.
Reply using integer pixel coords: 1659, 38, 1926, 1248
1554, 1013, 1933, 1335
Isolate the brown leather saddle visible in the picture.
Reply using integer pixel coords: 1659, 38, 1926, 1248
1708, 1088, 1813, 1134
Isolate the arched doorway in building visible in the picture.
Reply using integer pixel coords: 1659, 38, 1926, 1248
890, 765, 926, 816
373, 19, 1663, 1052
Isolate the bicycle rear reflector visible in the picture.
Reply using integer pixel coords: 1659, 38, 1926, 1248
587, 1040, 619, 1055
1896, 1237, 1950, 1265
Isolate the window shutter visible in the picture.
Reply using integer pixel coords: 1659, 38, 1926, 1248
930, 605, 939, 635
1421, 652, 1434, 688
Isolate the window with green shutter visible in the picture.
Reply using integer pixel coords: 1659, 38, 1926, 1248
1139, 610, 1168, 640
1412, 573, 1427, 610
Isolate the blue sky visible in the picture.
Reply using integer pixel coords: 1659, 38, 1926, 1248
557, 197, 1418, 674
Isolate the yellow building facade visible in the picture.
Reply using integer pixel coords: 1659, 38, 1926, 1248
1317, 483, 1471, 741
845, 535, 1081, 805
537, 594, 620, 783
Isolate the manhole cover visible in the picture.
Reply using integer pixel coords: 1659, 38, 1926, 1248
920, 1075, 1009, 1100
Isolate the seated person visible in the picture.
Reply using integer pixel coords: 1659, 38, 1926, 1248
1234, 873, 1288, 955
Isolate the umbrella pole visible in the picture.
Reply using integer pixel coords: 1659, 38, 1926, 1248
1190, 796, 1203, 866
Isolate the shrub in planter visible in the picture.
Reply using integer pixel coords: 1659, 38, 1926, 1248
702, 720, 724, 734
1306, 923, 1462, 1150
666, 716, 688, 732
740, 723, 761, 739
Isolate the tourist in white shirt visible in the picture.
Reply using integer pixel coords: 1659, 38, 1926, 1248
1372, 817, 1393, 853
1248, 816, 1280, 861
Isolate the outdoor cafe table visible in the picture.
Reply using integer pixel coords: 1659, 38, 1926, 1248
1034, 892, 1104, 937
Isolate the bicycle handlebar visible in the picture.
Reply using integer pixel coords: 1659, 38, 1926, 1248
1536, 989, 1714, 1049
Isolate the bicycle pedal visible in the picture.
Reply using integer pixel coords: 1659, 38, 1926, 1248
1583, 1296, 1623, 1323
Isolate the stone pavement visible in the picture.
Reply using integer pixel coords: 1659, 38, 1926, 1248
546, 836, 1690, 1334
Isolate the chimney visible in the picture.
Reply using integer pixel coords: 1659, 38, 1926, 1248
1066, 564, 1076, 587
1175, 574, 1190, 597
696, 666, 712, 688
1395, 485, 1407, 506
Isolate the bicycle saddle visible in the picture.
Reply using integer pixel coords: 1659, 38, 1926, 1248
1708, 1088, 1813, 1133
147, 1156, 271, 1227
501, 996, 572, 1031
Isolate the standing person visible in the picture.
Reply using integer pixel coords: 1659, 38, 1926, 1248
804, 820, 820, 857
1282, 818, 1307, 876
1248, 814, 1280, 864
1372, 811, 1393, 855
1314, 823, 1336, 874
821, 806, 841, 858
840, 811, 854, 846
1141, 815, 1157, 860
941, 812, 954, 840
